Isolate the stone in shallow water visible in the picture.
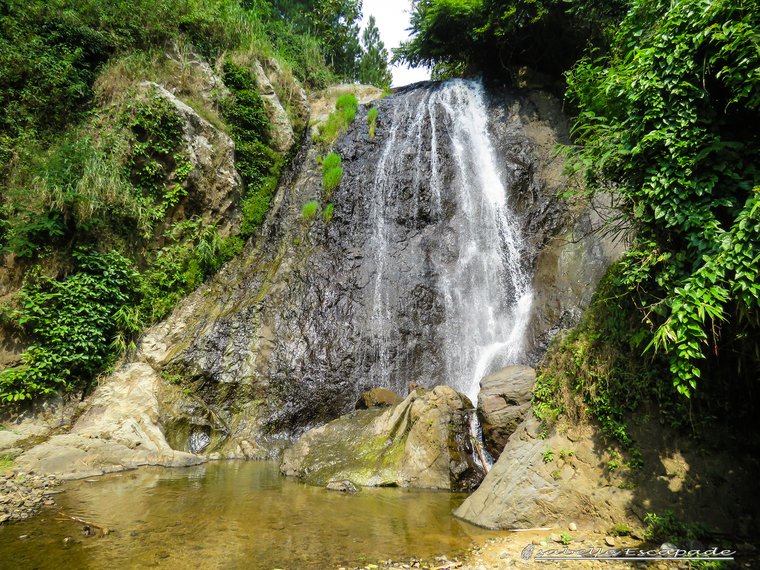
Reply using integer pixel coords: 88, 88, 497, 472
326, 480, 360, 493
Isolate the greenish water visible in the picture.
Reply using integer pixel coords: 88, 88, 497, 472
0, 461, 508, 570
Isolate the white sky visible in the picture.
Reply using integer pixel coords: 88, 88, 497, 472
359, 0, 430, 87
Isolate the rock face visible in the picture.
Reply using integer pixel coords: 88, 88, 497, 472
477, 366, 535, 458
143, 80, 619, 450
139, 82, 243, 239
280, 386, 484, 491
455, 409, 760, 536
356, 388, 404, 409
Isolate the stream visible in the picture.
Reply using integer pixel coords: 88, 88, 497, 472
0, 461, 509, 570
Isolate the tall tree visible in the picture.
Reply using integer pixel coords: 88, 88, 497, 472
308, 0, 363, 81
358, 15, 392, 88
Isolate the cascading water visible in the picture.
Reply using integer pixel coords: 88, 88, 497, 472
365, 79, 533, 406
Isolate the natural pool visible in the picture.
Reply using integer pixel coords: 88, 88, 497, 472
0, 461, 509, 570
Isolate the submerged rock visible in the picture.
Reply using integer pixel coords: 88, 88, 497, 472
477, 366, 535, 458
280, 386, 484, 491
356, 388, 404, 409
326, 479, 360, 493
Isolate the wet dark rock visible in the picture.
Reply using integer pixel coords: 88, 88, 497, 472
356, 389, 404, 409
326, 479, 360, 493
136, 82, 618, 450
280, 386, 484, 491
477, 366, 535, 458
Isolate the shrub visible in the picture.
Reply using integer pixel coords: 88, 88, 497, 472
315, 93, 360, 148
0, 249, 140, 402
302, 201, 319, 220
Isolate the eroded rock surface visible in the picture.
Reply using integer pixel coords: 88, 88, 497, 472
455, 410, 759, 536
477, 366, 535, 458
280, 386, 484, 490
13, 363, 204, 479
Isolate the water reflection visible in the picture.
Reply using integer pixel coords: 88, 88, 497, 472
0, 461, 508, 569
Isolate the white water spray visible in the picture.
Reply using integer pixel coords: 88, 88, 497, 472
366, 79, 533, 406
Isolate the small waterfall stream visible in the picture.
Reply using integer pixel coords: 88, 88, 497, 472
365, 79, 533, 404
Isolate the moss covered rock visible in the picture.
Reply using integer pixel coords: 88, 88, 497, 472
280, 386, 484, 490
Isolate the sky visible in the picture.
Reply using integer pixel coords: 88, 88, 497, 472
358, 0, 430, 87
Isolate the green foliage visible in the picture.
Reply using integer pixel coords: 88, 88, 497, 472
559, 532, 572, 545
565, 0, 760, 400
122, 90, 192, 219
302, 200, 319, 220
609, 524, 632, 537
367, 107, 378, 140
644, 511, 706, 543
315, 94, 359, 148
358, 16, 392, 89
303, 0, 363, 81
322, 152, 343, 197
139, 218, 243, 323
0, 250, 139, 402
322, 152, 342, 172
394, 0, 627, 78
534, 263, 670, 456
220, 59, 283, 237
322, 202, 334, 224
542, 447, 554, 463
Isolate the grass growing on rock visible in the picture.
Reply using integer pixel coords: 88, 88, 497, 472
322, 203, 334, 224
322, 152, 343, 198
315, 94, 359, 148
302, 201, 319, 221
367, 107, 378, 139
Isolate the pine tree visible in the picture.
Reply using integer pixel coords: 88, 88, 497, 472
358, 16, 392, 89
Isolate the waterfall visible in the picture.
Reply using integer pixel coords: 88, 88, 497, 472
365, 79, 533, 405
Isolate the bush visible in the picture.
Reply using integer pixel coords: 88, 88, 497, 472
0, 249, 139, 402
322, 152, 343, 197
322, 166, 343, 197
315, 94, 360, 148
322, 152, 341, 172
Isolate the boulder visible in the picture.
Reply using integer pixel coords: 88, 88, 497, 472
355, 388, 404, 409
477, 366, 535, 458
281, 386, 484, 491
252, 60, 295, 153
455, 408, 760, 534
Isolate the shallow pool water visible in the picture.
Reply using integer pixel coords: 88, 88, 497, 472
0, 461, 508, 570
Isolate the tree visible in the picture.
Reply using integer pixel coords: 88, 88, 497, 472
358, 16, 392, 88
393, 0, 627, 79
308, 0, 364, 81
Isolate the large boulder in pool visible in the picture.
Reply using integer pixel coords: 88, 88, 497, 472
477, 366, 535, 458
280, 386, 485, 491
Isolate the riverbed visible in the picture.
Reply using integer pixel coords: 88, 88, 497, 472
0, 461, 509, 569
